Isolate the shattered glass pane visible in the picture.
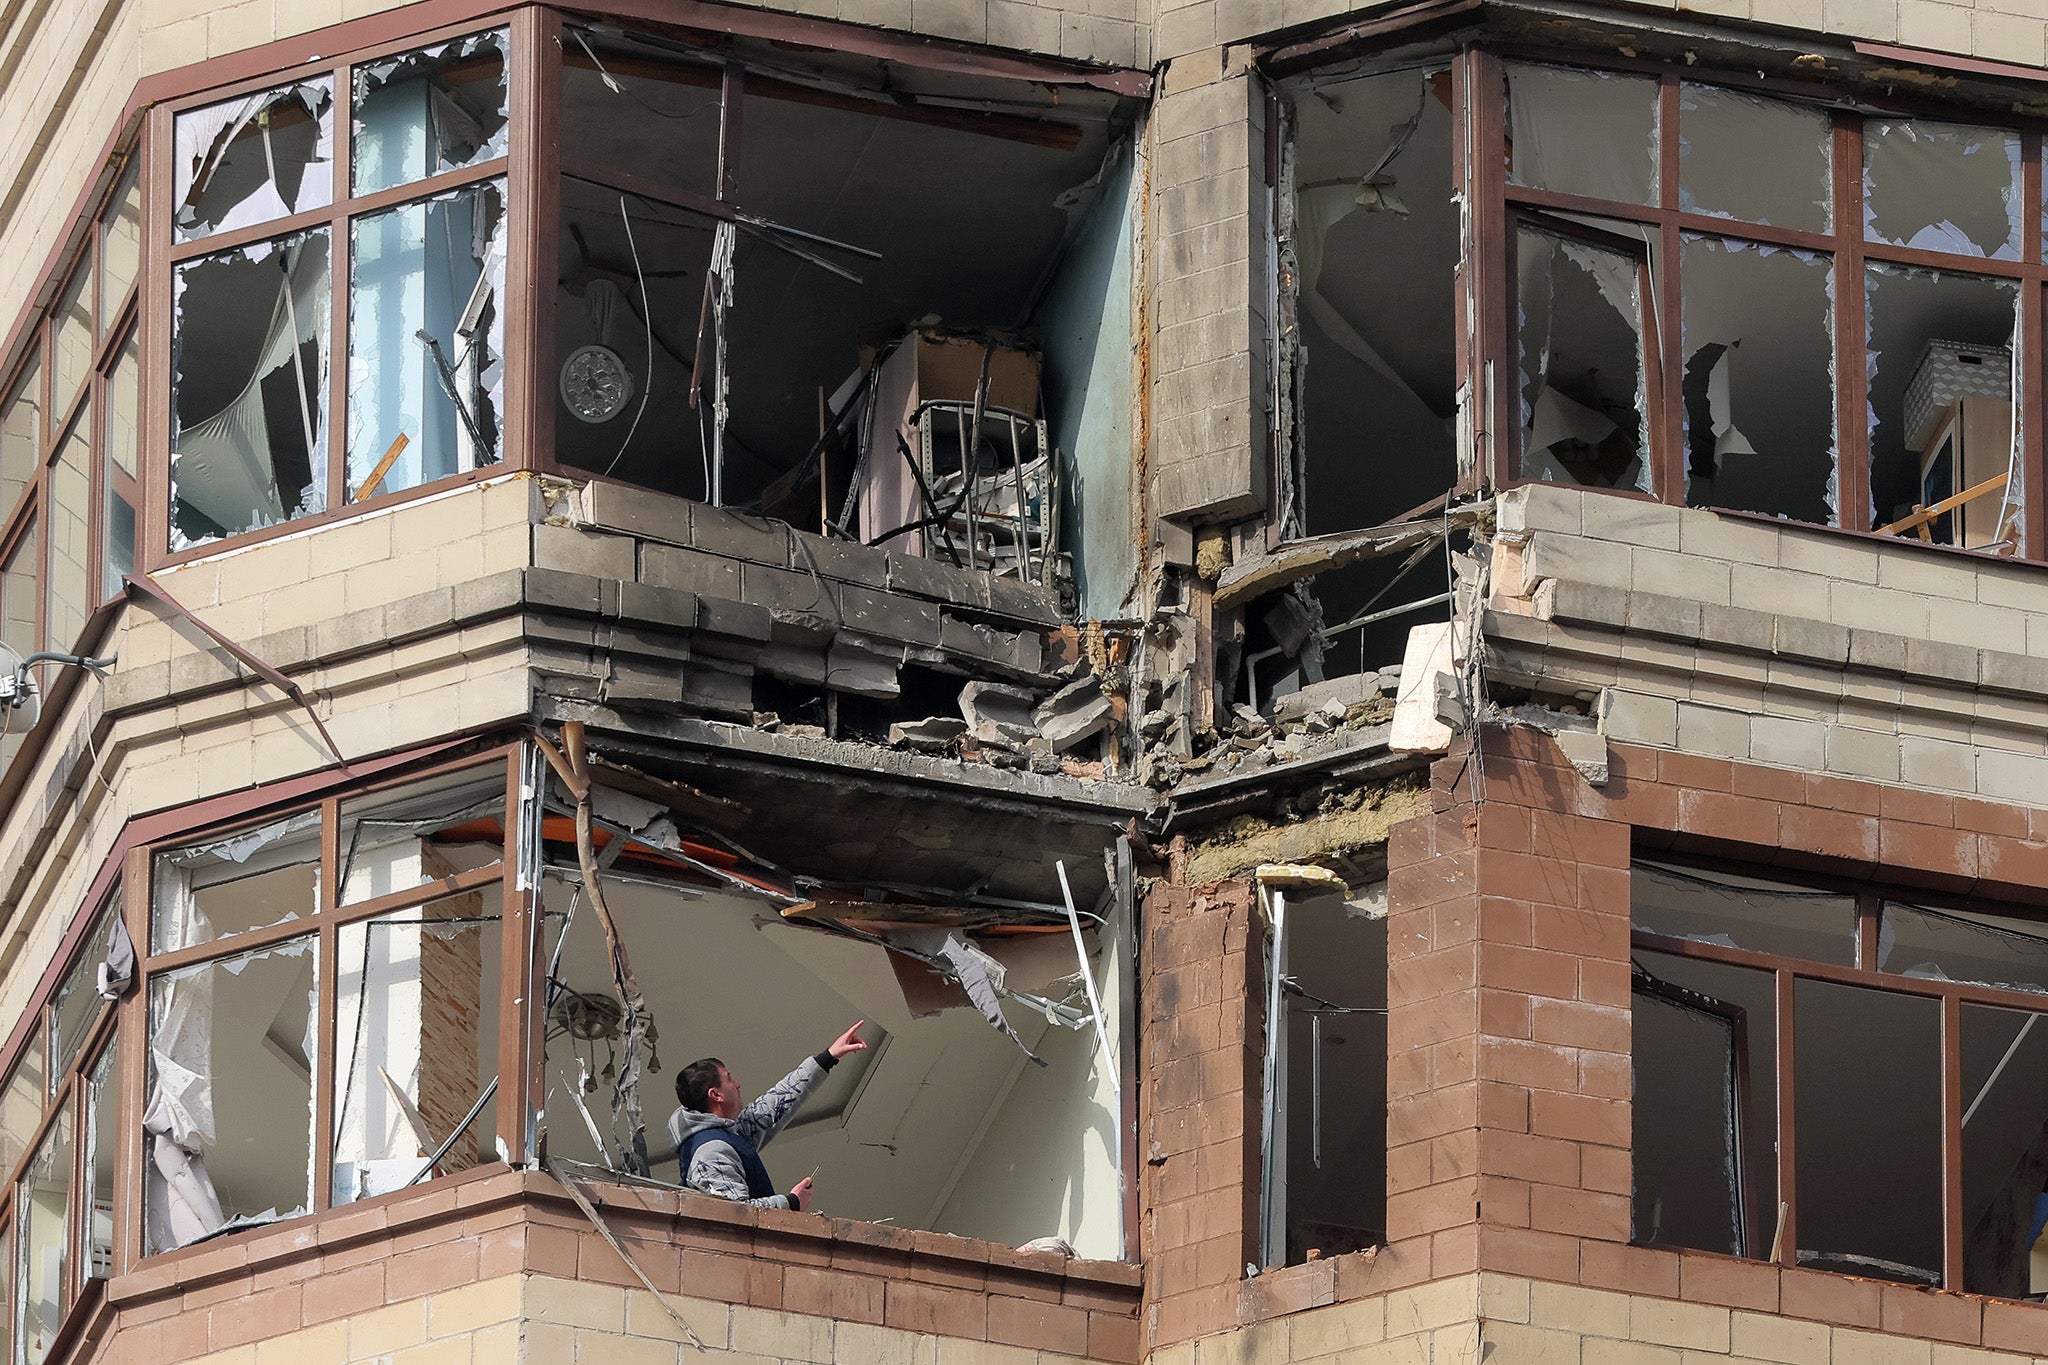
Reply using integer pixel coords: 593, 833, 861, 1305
171, 229, 331, 550
1516, 222, 1648, 490
100, 159, 141, 329
0, 1022, 46, 1176
347, 181, 505, 501
174, 78, 334, 243
1636, 862, 1855, 962
17, 1101, 70, 1363
1506, 63, 1658, 205
1633, 977, 1739, 1253
1681, 237, 1836, 523
86, 1039, 118, 1280
1795, 978, 1942, 1281
43, 413, 89, 654
50, 901, 114, 1081
151, 811, 321, 955
146, 936, 317, 1252
337, 765, 505, 907
1882, 901, 2048, 994
52, 268, 90, 418
104, 338, 137, 597
1866, 118, 2021, 261
1679, 84, 1830, 233
1, 362, 38, 519
1865, 263, 2017, 545
353, 28, 510, 196
332, 898, 501, 1205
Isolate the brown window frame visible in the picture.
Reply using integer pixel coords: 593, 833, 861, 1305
1633, 860, 2048, 1293
1474, 46, 2048, 556
148, 12, 533, 570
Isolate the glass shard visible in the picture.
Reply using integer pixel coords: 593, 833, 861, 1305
353, 28, 510, 196
1865, 118, 2021, 261
86, 1039, 118, 1280
1506, 63, 1658, 205
174, 78, 335, 243
170, 230, 331, 549
337, 765, 506, 908
151, 811, 321, 955
104, 338, 138, 596
1882, 901, 2048, 994
1635, 862, 1855, 964
145, 936, 318, 1253
346, 181, 506, 501
1516, 220, 1649, 491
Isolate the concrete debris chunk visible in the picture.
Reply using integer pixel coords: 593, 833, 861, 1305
1034, 676, 1114, 752
1272, 673, 1381, 725
1262, 593, 1317, 657
889, 717, 967, 751
1553, 727, 1610, 786
959, 680, 1041, 743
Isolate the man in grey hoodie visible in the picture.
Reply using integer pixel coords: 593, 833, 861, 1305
668, 1021, 868, 1211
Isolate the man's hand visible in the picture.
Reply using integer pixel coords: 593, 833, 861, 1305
789, 1176, 814, 1212
828, 1021, 869, 1060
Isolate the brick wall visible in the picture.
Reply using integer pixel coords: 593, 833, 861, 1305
416, 886, 485, 1171
86, 1167, 1140, 1364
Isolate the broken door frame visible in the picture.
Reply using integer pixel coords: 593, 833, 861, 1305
1632, 963, 1760, 1258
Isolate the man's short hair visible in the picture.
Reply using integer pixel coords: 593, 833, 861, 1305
679, 1057, 726, 1111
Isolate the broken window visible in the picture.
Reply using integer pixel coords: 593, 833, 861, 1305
0, 519, 37, 770
1257, 878, 1386, 1267
346, 180, 506, 500
17, 1103, 71, 1363
85, 1041, 118, 1281
173, 79, 335, 243
145, 936, 319, 1253
1865, 118, 2021, 261
1506, 63, 1658, 206
1515, 216, 1651, 492
547, 27, 1134, 597
1679, 83, 1831, 233
1483, 60, 2043, 544
152, 811, 321, 955
336, 765, 506, 907
533, 770, 1128, 1255
352, 29, 509, 195
50, 904, 114, 1081
1866, 265, 2020, 549
332, 899, 500, 1204
0, 1028, 45, 1182
170, 230, 332, 547
1278, 65, 1458, 544
1635, 861, 2048, 1294
1681, 237, 1835, 521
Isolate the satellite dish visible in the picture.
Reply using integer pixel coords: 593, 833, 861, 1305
0, 644, 40, 731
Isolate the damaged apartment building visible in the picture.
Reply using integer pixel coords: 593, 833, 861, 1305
15, 0, 2048, 1363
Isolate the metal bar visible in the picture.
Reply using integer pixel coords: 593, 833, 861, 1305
1316, 590, 1454, 641
1943, 994, 1964, 1289
1834, 115, 1871, 531
1310, 1012, 1323, 1170
1258, 887, 1288, 1268
1056, 860, 1118, 1097
401, 1076, 498, 1188
548, 1157, 708, 1348
123, 573, 352, 770
1964, 1011, 2038, 1128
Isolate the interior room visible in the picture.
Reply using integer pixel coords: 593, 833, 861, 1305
1267, 882, 1387, 1266
536, 866, 1127, 1258
551, 23, 1137, 583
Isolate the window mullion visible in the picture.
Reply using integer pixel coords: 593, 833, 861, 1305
1774, 966, 1796, 1267
1833, 114, 1870, 532
1940, 992, 1963, 1290
329, 69, 355, 519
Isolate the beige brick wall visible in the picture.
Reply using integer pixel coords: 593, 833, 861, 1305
1155, 1273, 2048, 1364
1155, 0, 2048, 64
1490, 483, 2048, 811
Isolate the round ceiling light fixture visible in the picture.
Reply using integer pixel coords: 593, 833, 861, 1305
560, 344, 634, 424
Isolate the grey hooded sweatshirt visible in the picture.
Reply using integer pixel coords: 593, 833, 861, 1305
667, 1052, 835, 1210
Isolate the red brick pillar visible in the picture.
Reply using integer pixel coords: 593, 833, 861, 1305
1140, 877, 1258, 1348
1468, 728, 1635, 1275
